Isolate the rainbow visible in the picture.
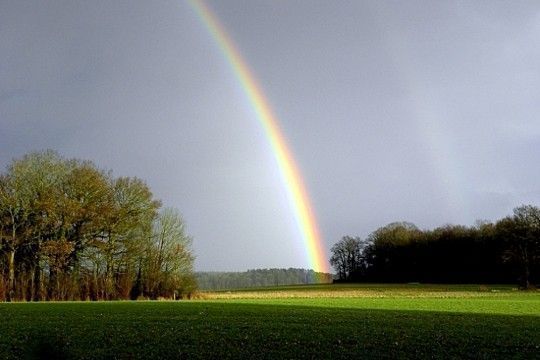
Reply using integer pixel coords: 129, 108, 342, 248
188, 0, 329, 272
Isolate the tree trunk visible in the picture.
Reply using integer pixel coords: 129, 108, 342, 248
48, 268, 56, 300
105, 262, 114, 299
519, 244, 531, 289
522, 257, 530, 289
92, 269, 98, 301
105, 232, 115, 299
7, 250, 15, 301
33, 266, 41, 301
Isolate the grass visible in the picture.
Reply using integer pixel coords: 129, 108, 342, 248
1, 284, 539, 359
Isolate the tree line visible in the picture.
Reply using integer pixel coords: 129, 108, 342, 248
330, 205, 540, 288
0, 151, 195, 301
196, 268, 333, 290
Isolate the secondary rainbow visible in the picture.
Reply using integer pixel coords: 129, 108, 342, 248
188, 0, 328, 272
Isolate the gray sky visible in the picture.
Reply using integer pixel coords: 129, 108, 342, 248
1, 1, 539, 271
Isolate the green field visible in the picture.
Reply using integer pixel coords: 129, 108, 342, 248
1, 284, 539, 359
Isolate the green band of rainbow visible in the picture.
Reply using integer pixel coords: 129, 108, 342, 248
189, 0, 328, 272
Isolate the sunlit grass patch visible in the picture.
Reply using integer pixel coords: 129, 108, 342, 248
203, 283, 527, 300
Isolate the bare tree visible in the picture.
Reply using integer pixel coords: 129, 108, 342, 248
330, 236, 365, 281
144, 208, 194, 298
496, 205, 540, 288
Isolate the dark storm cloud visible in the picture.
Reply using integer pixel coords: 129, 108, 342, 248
2, 1, 539, 270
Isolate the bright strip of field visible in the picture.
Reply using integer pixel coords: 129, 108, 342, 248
202, 283, 540, 316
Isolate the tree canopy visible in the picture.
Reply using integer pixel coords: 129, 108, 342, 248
331, 206, 540, 288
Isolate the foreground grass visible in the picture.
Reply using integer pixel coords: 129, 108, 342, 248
1, 284, 539, 359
